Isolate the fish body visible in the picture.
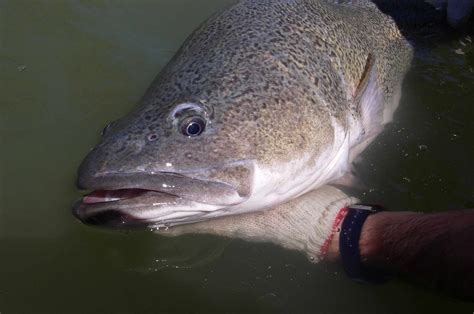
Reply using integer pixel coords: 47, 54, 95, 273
74, 0, 413, 228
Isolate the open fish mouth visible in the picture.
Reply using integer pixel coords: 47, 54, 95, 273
73, 168, 253, 229
72, 189, 224, 229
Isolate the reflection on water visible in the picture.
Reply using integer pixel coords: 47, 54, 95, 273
1, 0, 473, 312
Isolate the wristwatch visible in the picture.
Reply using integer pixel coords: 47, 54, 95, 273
339, 204, 392, 284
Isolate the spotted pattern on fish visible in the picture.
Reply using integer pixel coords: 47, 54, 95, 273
81, 0, 412, 183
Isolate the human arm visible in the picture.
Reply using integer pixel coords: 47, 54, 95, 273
327, 209, 474, 300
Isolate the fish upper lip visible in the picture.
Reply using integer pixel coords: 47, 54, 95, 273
76, 171, 247, 206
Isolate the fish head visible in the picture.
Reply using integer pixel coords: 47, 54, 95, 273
73, 51, 335, 230
74, 92, 262, 228
73, 1, 353, 229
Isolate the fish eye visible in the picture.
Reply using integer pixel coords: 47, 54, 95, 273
180, 116, 206, 137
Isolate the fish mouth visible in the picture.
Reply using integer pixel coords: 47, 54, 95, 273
73, 166, 253, 229
72, 189, 223, 229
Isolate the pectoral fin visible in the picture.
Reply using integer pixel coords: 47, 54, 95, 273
353, 53, 384, 138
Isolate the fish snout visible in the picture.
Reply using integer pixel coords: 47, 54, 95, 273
72, 190, 222, 229
77, 160, 255, 205
73, 162, 255, 229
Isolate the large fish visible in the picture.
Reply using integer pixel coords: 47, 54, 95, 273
73, 0, 413, 228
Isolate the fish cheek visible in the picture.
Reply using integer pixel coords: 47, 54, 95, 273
206, 165, 254, 198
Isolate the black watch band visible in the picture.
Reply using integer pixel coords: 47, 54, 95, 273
339, 204, 392, 284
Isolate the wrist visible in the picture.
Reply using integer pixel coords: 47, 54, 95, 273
308, 187, 358, 263
325, 208, 380, 262
359, 211, 420, 268
358, 212, 386, 266
327, 210, 421, 262
327, 205, 396, 283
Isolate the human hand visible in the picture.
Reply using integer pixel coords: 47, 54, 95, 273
160, 185, 358, 263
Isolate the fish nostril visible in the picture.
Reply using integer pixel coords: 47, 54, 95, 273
147, 133, 159, 142
84, 211, 127, 226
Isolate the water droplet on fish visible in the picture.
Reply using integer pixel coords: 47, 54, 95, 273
165, 162, 172, 167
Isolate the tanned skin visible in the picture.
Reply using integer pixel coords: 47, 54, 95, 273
327, 210, 474, 300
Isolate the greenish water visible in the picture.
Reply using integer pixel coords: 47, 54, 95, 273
1, 1, 473, 313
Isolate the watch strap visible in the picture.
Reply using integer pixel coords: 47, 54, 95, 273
339, 204, 392, 284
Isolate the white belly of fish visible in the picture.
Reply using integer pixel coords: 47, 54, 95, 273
204, 117, 357, 220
